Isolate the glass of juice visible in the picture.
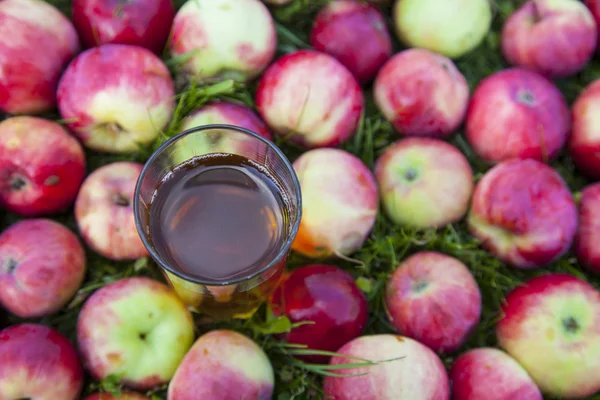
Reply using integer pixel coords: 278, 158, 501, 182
133, 124, 302, 319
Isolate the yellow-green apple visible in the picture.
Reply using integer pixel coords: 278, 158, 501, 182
392, 0, 492, 59
323, 334, 450, 399
168, 329, 274, 400
310, 0, 392, 84
0, 218, 86, 318
574, 183, 600, 275
255, 49, 364, 148
57, 44, 175, 154
84, 391, 150, 400
568, 78, 600, 180
501, 0, 597, 78
450, 347, 543, 400
496, 273, 600, 398
170, 0, 277, 83
467, 158, 577, 269
373, 49, 469, 138
374, 137, 473, 228
75, 161, 148, 261
0, 323, 84, 399
290, 148, 378, 258
465, 68, 571, 164
0, 116, 86, 217
0, 0, 80, 115
72, 0, 175, 54
77, 277, 195, 390
385, 251, 481, 353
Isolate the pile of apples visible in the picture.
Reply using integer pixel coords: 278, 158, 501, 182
2, 0, 600, 398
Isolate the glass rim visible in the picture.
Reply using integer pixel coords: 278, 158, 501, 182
133, 123, 303, 286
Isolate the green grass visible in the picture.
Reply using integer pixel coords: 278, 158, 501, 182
2, 0, 600, 399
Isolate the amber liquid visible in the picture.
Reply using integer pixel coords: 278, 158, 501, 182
148, 153, 288, 318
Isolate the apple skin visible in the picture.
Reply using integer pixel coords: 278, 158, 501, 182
84, 391, 150, 400
291, 148, 378, 258
467, 158, 577, 269
568, 78, 600, 180
374, 137, 473, 229
373, 48, 469, 138
255, 49, 364, 148
77, 277, 195, 390
170, 0, 277, 83
449, 347, 543, 400
465, 68, 571, 164
0, 323, 84, 400
0, 0, 80, 115
310, 0, 392, 84
167, 330, 274, 400
574, 183, 600, 275
57, 44, 175, 154
385, 251, 481, 353
496, 273, 600, 398
72, 0, 175, 54
586, 0, 600, 54
323, 334, 450, 400
392, 0, 492, 59
0, 116, 86, 217
75, 161, 149, 261
269, 264, 369, 364
501, 0, 597, 78
0, 218, 86, 318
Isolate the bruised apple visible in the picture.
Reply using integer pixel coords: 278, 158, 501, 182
574, 183, 600, 274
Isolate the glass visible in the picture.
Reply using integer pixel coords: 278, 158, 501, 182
134, 124, 302, 319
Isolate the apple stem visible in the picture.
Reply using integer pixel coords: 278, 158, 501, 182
112, 193, 130, 207
9, 175, 27, 191
1, 258, 18, 274
413, 280, 428, 292
404, 168, 418, 182
562, 316, 580, 333
106, 122, 124, 136
516, 90, 535, 105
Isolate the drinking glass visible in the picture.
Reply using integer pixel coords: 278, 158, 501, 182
133, 124, 302, 319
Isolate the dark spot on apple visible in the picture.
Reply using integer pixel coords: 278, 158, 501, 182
395, 336, 404, 342
412, 280, 428, 292
1, 258, 18, 274
9, 175, 27, 191
562, 316, 580, 333
15, 397, 31, 400
517, 90, 535, 106
440, 62, 450, 73
404, 168, 418, 182
139, 332, 147, 340
44, 175, 60, 186
112, 193, 130, 207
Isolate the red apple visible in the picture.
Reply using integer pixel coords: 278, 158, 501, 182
323, 334, 450, 399
168, 330, 274, 400
465, 68, 570, 164
385, 251, 481, 353
501, 0, 597, 78
450, 347, 543, 400
0, 218, 86, 318
496, 273, 600, 398
72, 0, 175, 54
255, 49, 364, 148
373, 48, 469, 138
467, 158, 577, 269
0, 323, 84, 399
0, 116, 87, 217
574, 183, 600, 275
0, 0, 80, 115
568, 78, 600, 180
310, 0, 392, 84
84, 391, 150, 400
75, 161, 149, 261
269, 264, 368, 363
586, 0, 600, 54
57, 44, 175, 154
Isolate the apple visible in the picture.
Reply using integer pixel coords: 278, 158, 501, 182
374, 137, 473, 229
465, 68, 571, 164
84, 391, 150, 400
310, 0, 392, 84
574, 183, 600, 275
501, 0, 597, 78
255, 49, 364, 148
449, 347, 543, 400
269, 264, 369, 363
77, 276, 195, 390
0, 218, 86, 318
168, 329, 274, 400
75, 161, 149, 261
0, 116, 86, 217
72, 0, 175, 54
373, 49, 469, 139
170, 0, 277, 83
568, 78, 600, 180
0, 323, 84, 400
586, 0, 600, 54
323, 334, 450, 399
392, 0, 492, 59
291, 148, 378, 258
496, 273, 600, 398
57, 44, 175, 154
0, 0, 80, 115
467, 158, 577, 269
